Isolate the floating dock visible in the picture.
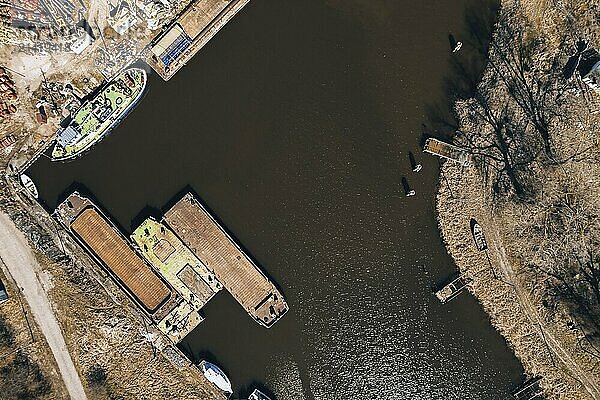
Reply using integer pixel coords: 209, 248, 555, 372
54, 192, 206, 343
435, 274, 473, 303
145, 0, 250, 80
513, 377, 543, 400
423, 137, 473, 167
164, 192, 288, 327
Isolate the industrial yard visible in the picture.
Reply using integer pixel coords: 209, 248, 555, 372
0, 0, 254, 396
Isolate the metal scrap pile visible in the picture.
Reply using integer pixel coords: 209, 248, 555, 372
39, 0, 78, 28
0, 67, 17, 119
0, 0, 85, 51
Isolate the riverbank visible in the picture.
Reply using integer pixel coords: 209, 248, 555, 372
437, 163, 599, 399
436, 0, 600, 398
0, 258, 69, 400
0, 160, 227, 399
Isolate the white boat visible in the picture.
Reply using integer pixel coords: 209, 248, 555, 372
20, 174, 38, 198
249, 389, 272, 400
470, 219, 488, 251
452, 41, 463, 53
199, 360, 232, 395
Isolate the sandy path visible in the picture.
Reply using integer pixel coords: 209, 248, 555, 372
0, 212, 88, 400
488, 217, 600, 400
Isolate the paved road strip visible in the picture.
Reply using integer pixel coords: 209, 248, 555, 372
0, 212, 87, 400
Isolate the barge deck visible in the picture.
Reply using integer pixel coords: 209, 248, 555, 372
131, 217, 222, 313
164, 192, 288, 327
54, 192, 207, 343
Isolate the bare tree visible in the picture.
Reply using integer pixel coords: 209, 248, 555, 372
473, 6, 562, 156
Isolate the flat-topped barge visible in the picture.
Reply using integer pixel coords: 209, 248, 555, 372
164, 192, 288, 327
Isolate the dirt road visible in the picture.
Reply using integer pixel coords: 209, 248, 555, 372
0, 212, 88, 400
488, 218, 600, 400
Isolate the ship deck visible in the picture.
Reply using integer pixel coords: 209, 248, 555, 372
131, 217, 222, 312
64, 198, 171, 312
53, 69, 146, 160
164, 192, 288, 327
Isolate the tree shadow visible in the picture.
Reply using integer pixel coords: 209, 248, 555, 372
423, 1, 500, 140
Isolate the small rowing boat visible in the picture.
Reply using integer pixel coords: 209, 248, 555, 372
20, 174, 38, 198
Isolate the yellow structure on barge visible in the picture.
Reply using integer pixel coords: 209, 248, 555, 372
131, 217, 222, 335
54, 192, 209, 344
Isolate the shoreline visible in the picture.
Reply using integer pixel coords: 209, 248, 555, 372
436, 162, 599, 399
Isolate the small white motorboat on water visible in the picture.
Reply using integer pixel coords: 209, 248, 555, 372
20, 174, 38, 199
199, 360, 232, 395
249, 389, 272, 400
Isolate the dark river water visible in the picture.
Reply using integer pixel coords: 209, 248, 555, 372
28, 0, 524, 398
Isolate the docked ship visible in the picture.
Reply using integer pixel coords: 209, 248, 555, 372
51, 67, 147, 161
20, 174, 38, 198
199, 360, 232, 395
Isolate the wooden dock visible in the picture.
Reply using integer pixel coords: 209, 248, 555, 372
423, 137, 473, 167
435, 274, 473, 303
145, 0, 250, 81
513, 377, 543, 400
164, 192, 288, 327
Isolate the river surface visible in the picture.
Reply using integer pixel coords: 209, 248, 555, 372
28, 1, 525, 398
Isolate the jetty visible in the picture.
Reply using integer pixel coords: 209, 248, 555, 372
145, 0, 250, 80
54, 192, 206, 343
512, 377, 543, 400
435, 274, 472, 303
423, 137, 473, 167
164, 192, 288, 327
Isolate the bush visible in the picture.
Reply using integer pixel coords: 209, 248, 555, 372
0, 315, 15, 348
86, 365, 107, 388
0, 351, 52, 400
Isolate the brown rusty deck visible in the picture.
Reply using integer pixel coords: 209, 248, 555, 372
164, 193, 288, 326
71, 208, 171, 312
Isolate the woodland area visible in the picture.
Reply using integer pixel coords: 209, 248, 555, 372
457, 0, 600, 353
437, 0, 600, 398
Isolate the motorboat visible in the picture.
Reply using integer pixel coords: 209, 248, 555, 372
20, 174, 38, 198
199, 360, 232, 395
